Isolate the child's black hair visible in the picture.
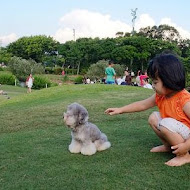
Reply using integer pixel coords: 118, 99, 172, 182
109, 60, 114, 65
147, 53, 185, 91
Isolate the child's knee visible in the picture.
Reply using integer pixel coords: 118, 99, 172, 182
148, 112, 158, 125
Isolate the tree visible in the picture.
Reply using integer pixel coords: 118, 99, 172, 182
86, 60, 124, 80
138, 24, 181, 42
116, 32, 124, 37
0, 48, 12, 64
8, 56, 44, 81
7, 35, 59, 63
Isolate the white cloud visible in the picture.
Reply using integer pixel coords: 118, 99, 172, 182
54, 10, 190, 43
1, 10, 190, 47
136, 14, 155, 30
0, 33, 18, 47
54, 9, 131, 43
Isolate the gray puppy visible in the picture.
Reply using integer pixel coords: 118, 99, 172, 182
64, 102, 111, 156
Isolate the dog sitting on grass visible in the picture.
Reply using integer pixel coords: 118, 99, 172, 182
63, 102, 111, 156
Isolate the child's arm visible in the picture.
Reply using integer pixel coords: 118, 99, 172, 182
171, 102, 190, 155
105, 94, 156, 115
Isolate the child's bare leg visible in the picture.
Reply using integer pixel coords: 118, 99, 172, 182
28, 87, 31, 93
148, 113, 170, 152
158, 127, 190, 166
150, 145, 170, 152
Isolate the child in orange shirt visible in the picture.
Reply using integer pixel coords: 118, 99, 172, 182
105, 52, 190, 167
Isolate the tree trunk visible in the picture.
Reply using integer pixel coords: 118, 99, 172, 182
77, 61, 80, 75
130, 58, 133, 70
141, 62, 144, 72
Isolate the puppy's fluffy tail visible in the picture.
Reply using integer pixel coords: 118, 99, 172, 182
95, 133, 111, 151
95, 141, 111, 151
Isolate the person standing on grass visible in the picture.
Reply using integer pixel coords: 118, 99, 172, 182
62, 70, 65, 76
105, 52, 190, 167
26, 74, 34, 93
105, 60, 116, 84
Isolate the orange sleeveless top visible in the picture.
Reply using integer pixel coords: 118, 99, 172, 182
155, 89, 190, 128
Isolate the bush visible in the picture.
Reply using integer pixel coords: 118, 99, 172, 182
74, 76, 83, 84
8, 56, 45, 81
33, 75, 51, 89
80, 68, 88, 75
86, 60, 125, 80
62, 75, 69, 82
53, 67, 62, 75
65, 68, 77, 75
0, 72, 16, 85
45, 67, 54, 74
186, 73, 190, 87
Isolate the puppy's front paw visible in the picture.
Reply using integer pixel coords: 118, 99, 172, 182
81, 143, 96, 156
69, 143, 82, 154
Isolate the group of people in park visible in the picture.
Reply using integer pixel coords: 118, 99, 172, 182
105, 60, 153, 89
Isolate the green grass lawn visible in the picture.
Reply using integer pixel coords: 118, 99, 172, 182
0, 85, 28, 101
0, 84, 190, 190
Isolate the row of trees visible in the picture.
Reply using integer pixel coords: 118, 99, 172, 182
1, 24, 190, 75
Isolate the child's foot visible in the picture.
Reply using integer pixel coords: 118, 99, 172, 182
150, 145, 170, 152
165, 153, 190, 166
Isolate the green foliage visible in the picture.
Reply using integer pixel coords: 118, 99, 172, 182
8, 56, 45, 81
53, 67, 62, 75
50, 82, 58, 87
33, 75, 51, 89
65, 68, 77, 75
45, 67, 54, 74
7, 35, 59, 63
113, 64, 125, 76
62, 75, 69, 82
74, 75, 83, 84
0, 48, 12, 64
3, 25, 190, 74
43, 55, 65, 67
0, 72, 16, 85
86, 60, 124, 80
182, 57, 190, 73
86, 60, 107, 80
80, 68, 88, 75
186, 72, 190, 87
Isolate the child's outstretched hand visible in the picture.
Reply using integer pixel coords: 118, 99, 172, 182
105, 108, 122, 115
171, 143, 188, 156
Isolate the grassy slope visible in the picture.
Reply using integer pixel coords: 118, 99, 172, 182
0, 84, 189, 190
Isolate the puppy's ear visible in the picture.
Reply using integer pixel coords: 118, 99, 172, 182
78, 109, 88, 124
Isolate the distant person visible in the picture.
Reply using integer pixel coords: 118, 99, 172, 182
125, 70, 132, 85
105, 60, 116, 84
142, 77, 153, 89
26, 74, 34, 93
105, 53, 190, 167
62, 70, 65, 76
116, 76, 124, 85
140, 71, 148, 87
135, 70, 142, 86
86, 78, 91, 84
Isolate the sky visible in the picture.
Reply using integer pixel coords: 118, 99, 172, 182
0, 0, 190, 47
